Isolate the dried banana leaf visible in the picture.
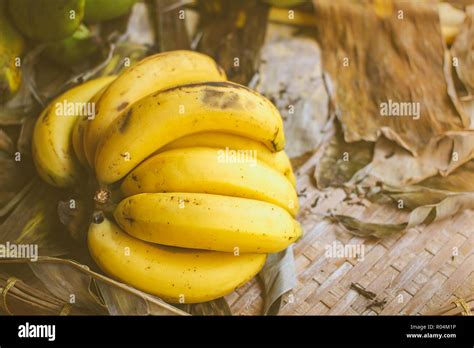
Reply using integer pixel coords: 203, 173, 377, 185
420, 159, 474, 191
179, 297, 232, 316
364, 158, 474, 209
329, 214, 407, 238
315, 122, 373, 188
197, 0, 269, 84
438, 2, 467, 44
0, 266, 93, 315
0, 156, 32, 210
16, 117, 36, 156
259, 245, 296, 315
0, 180, 71, 256
451, 5, 474, 95
351, 131, 474, 186
313, 0, 468, 156
127, 2, 155, 46
345, 156, 474, 234
0, 129, 14, 154
331, 192, 474, 237
148, 0, 190, 51
406, 192, 474, 226
367, 184, 454, 210
255, 24, 332, 158
0, 257, 187, 316
446, 0, 474, 9
341, 146, 474, 235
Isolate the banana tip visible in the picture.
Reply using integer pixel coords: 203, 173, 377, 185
92, 211, 105, 224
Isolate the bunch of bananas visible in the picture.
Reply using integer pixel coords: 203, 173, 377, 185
32, 50, 302, 304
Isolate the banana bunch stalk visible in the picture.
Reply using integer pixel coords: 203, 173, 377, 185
32, 50, 302, 304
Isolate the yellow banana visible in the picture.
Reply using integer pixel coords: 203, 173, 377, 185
83, 50, 227, 166
114, 192, 301, 253
161, 132, 296, 187
286, 169, 297, 188
72, 82, 113, 168
72, 114, 89, 168
88, 216, 266, 303
95, 81, 285, 184
32, 76, 116, 187
121, 147, 298, 216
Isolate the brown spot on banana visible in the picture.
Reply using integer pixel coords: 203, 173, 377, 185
201, 89, 242, 110
116, 101, 129, 112
119, 109, 133, 133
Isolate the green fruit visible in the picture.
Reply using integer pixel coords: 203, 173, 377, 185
0, 0, 25, 103
84, 0, 136, 23
8, 0, 85, 42
43, 24, 98, 67
263, 0, 309, 7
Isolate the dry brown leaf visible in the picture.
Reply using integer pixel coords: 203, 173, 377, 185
451, 6, 474, 95
0, 129, 14, 154
367, 184, 452, 210
0, 157, 31, 210
313, 0, 468, 156
315, 122, 373, 188
331, 191, 474, 237
0, 180, 70, 256
439, 2, 467, 44
329, 214, 407, 238
0, 257, 187, 316
197, 0, 269, 85
179, 297, 232, 316
149, 0, 190, 51
259, 245, 296, 315
358, 158, 474, 211
256, 24, 331, 158
0, 266, 94, 315
420, 159, 474, 191
351, 131, 474, 186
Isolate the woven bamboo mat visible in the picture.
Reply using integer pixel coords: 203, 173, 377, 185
226, 153, 474, 315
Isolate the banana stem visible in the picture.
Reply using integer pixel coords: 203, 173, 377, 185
93, 186, 118, 217
94, 188, 111, 205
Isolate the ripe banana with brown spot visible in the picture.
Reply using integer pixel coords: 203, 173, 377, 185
32, 76, 116, 187
72, 115, 89, 167
95, 81, 285, 184
121, 147, 298, 216
160, 132, 296, 187
88, 216, 266, 303
114, 192, 302, 253
72, 81, 113, 168
83, 50, 227, 166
